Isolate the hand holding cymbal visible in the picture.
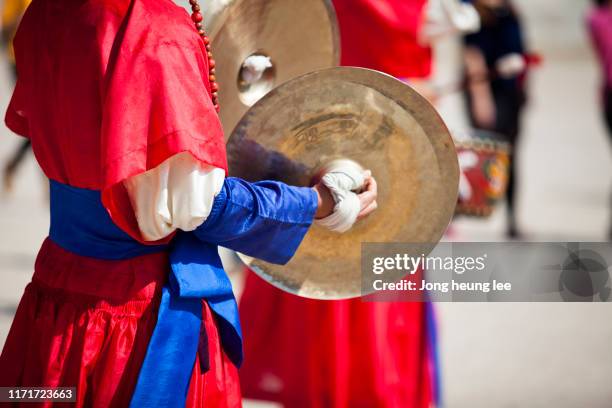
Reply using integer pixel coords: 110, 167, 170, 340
314, 164, 378, 232
357, 175, 378, 220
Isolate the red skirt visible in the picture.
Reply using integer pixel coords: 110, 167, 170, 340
239, 272, 433, 408
0, 239, 241, 407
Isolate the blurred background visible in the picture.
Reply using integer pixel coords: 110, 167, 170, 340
0, 0, 611, 406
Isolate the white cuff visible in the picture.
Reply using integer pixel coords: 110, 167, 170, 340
123, 152, 225, 241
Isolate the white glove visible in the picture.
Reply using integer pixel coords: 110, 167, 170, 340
315, 161, 366, 233
240, 55, 273, 84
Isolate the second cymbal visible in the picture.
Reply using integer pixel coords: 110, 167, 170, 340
209, 0, 340, 137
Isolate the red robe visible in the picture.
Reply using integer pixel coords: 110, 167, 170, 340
333, 0, 432, 79
239, 2, 436, 407
1, 0, 238, 405
239, 273, 433, 408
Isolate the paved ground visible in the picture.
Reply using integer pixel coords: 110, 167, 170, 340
0, 1, 610, 407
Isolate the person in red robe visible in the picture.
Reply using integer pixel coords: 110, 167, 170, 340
239, 1, 482, 406
239, 1, 441, 407
0, 0, 378, 406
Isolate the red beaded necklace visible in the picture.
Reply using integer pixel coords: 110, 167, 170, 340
188, 0, 220, 112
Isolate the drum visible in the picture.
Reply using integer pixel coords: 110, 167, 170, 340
453, 129, 511, 217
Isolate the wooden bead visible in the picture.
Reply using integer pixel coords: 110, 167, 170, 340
191, 12, 203, 23
187, 0, 220, 108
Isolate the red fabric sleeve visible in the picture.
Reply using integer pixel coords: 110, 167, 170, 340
4, 11, 30, 139
100, 18, 228, 244
5, 79, 30, 138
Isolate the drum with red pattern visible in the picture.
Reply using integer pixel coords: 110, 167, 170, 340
453, 129, 511, 217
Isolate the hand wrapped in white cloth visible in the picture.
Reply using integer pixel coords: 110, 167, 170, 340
313, 161, 378, 233
240, 55, 273, 84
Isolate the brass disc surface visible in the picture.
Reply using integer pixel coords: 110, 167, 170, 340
201, 0, 235, 40
227, 67, 459, 299
209, 0, 339, 137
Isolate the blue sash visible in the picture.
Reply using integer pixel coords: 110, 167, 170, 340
48, 180, 242, 408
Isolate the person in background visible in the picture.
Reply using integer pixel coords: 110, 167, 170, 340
462, 0, 528, 238
586, 0, 612, 239
1, 0, 31, 192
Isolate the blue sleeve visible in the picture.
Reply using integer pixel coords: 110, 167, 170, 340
194, 177, 319, 265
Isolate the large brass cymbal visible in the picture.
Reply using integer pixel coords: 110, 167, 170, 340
227, 67, 459, 299
207, 0, 339, 137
